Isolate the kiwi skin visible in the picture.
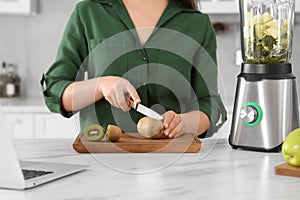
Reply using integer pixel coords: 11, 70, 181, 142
137, 117, 164, 139
83, 124, 105, 141
106, 124, 122, 142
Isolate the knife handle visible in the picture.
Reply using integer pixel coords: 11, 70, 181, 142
126, 92, 138, 109
128, 97, 138, 109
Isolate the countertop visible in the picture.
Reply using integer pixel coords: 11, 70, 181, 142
0, 98, 48, 113
0, 138, 299, 200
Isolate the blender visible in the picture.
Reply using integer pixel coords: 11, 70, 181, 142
229, 0, 299, 151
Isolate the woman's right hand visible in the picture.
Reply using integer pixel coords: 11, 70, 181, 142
98, 76, 141, 112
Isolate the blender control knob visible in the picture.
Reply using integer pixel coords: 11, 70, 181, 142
240, 106, 258, 124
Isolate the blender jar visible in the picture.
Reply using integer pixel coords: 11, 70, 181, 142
240, 0, 295, 64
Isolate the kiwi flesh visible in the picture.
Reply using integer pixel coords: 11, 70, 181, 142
83, 124, 105, 141
137, 117, 164, 139
106, 124, 122, 142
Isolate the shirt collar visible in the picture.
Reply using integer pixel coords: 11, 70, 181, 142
92, 0, 199, 47
92, 0, 199, 34
90, 0, 114, 6
91, 0, 198, 12
157, 0, 199, 27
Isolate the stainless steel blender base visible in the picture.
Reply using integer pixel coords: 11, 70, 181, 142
229, 77, 299, 151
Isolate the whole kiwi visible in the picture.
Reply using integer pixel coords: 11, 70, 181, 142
106, 124, 122, 142
137, 117, 164, 139
83, 124, 105, 141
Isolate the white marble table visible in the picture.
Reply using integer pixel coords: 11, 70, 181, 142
1, 138, 299, 200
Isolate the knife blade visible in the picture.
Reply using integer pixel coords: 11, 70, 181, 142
131, 101, 164, 121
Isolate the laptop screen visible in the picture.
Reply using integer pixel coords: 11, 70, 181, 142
0, 108, 26, 188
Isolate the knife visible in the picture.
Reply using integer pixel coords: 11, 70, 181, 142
130, 101, 164, 121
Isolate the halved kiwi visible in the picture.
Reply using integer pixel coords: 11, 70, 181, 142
106, 124, 122, 142
83, 124, 105, 141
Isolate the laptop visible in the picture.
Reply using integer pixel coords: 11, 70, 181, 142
0, 109, 88, 190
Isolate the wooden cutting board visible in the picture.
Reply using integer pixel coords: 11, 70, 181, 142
274, 162, 300, 178
73, 133, 202, 153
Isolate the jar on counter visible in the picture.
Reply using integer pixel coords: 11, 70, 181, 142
0, 62, 7, 97
6, 63, 21, 97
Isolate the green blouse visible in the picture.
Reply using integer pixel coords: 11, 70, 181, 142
40, 0, 227, 137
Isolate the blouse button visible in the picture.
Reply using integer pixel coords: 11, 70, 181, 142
141, 55, 146, 62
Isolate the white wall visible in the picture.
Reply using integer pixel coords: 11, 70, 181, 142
0, 0, 76, 99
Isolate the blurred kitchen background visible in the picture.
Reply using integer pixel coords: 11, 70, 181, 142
0, 0, 299, 139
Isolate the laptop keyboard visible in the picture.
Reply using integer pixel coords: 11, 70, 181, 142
22, 169, 54, 180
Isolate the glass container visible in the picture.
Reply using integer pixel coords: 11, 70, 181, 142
240, 0, 295, 64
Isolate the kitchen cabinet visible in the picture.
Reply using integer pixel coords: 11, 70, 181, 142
4, 113, 34, 139
3, 109, 79, 139
35, 113, 79, 139
199, 0, 239, 14
0, 0, 38, 16
296, 1, 300, 13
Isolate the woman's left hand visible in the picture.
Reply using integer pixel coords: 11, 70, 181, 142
162, 110, 209, 138
162, 111, 184, 138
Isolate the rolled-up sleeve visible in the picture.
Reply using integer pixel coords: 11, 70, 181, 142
192, 14, 227, 137
40, 5, 88, 118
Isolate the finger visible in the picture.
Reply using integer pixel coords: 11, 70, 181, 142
126, 84, 141, 104
169, 122, 183, 138
129, 99, 135, 108
110, 92, 120, 109
162, 111, 175, 129
116, 91, 131, 112
163, 112, 175, 136
104, 95, 114, 106
125, 93, 135, 108
164, 116, 180, 137
166, 115, 181, 134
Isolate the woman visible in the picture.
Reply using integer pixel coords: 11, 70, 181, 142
41, 0, 227, 138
